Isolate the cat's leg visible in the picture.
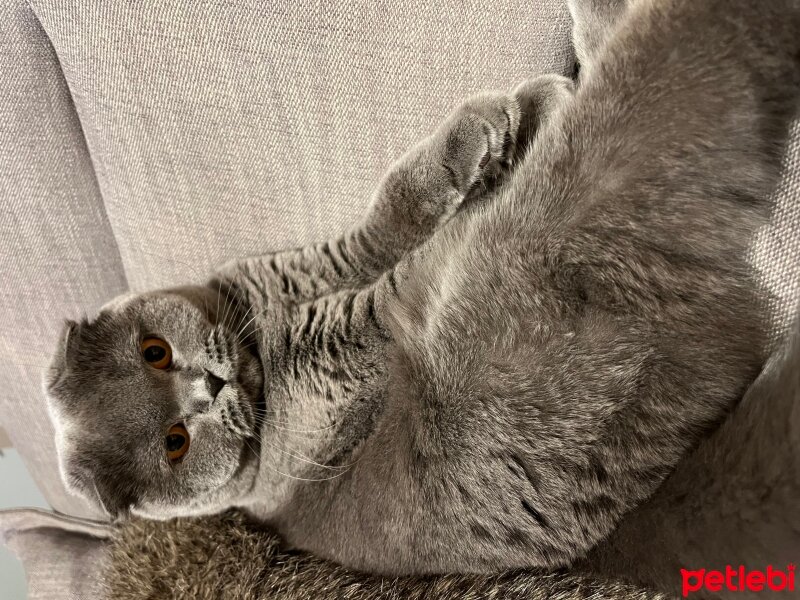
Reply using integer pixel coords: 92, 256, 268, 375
223, 93, 521, 304
567, 0, 630, 75
258, 73, 578, 436
512, 74, 575, 161
260, 270, 400, 477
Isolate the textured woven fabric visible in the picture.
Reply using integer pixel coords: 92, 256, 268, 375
0, 509, 111, 600
753, 120, 800, 342
0, 0, 127, 519
29, 0, 575, 292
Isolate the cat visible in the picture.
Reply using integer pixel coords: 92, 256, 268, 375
45, 0, 800, 577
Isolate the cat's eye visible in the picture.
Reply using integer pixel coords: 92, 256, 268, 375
141, 337, 172, 369
165, 423, 190, 462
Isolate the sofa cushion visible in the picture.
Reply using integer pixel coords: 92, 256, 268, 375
752, 121, 800, 341
28, 0, 576, 292
0, 0, 127, 518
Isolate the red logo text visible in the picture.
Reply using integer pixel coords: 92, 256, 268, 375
681, 565, 796, 596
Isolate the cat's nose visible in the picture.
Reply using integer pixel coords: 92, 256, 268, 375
205, 369, 226, 400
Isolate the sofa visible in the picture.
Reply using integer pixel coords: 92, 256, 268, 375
1, 0, 798, 597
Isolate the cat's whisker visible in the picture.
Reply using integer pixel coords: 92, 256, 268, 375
264, 461, 352, 483
215, 276, 223, 323
241, 435, 352, 482
220, 280, 251, 337
257, 441, 354, 483
252, 416, 327, 437
234, 306, 294, 347
253, 414, 331, 438
223, 287, 276, 344
216, 271, 253, 327
239, 435, 263, 461
214, 278, 241, 331
252, 408, 337, 434
264, 440, 352, 471
230, 294, 256, 342
234, 302, 255, 337
234, 308, 265, 344
219, 279, 234, 333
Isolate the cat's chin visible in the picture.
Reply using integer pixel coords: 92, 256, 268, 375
130, 457, 259, 521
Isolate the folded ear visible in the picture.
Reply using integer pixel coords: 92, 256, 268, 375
0, 508, 112, 600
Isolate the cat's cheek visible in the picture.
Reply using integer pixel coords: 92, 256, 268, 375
179, 423, 243, 492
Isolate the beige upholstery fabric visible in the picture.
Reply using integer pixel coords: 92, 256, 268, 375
0, 0, 127, 519
754, 120, 800, 342
30, 0, 575, 293
0, 509, 111, 599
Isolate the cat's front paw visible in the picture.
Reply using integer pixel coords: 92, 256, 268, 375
435, 92, 521, 197
375, 92, 521, 236
511, 75, 575, 160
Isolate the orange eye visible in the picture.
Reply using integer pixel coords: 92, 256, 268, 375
165, 423, 190, 462
141, 337, 172, 369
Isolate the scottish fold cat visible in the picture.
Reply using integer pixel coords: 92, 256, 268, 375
45, 0, 800, 576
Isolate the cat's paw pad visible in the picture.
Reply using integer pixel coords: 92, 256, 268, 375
437, 92, 521, 196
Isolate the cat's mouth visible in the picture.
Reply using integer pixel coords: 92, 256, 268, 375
208, 312, 264, 441
219, 385, 255, 437
226, 330, 265, 444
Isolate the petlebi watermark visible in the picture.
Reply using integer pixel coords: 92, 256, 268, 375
681, 565, 796, 596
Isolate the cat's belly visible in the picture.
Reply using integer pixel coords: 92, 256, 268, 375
251, 180, 763, 574
275, 212, 761, 574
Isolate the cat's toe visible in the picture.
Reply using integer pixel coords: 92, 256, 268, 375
439, 92, 521, 195
461, 91, 521, 168
512, 75, 575, 159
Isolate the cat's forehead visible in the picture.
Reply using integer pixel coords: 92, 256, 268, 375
116, 290, 201, 320
90, 290, 208, 338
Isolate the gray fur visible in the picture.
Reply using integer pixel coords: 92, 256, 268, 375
96, 309, 800, 599
568, 0, 630, 74
585, 304, 800, 592
46, 0, 800, 578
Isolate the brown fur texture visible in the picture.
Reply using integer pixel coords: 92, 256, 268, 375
104, 511, 671, 600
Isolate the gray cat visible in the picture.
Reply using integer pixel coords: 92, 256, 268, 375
45, 0, 800, 576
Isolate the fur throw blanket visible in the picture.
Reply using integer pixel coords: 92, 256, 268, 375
104, 512, 669, 599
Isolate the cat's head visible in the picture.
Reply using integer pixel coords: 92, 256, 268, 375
44, 286, 264, 520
